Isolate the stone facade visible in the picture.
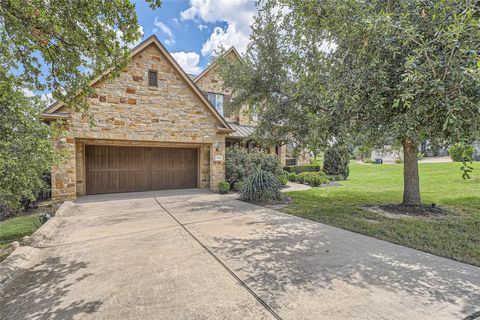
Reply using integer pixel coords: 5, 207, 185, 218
195, 51, 256, 126
49, 40, 228, 203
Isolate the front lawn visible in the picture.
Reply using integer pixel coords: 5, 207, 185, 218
283, 162, 480, 266
0, 215, 41, 262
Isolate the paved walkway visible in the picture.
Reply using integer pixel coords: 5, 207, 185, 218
1, 189, 479, 320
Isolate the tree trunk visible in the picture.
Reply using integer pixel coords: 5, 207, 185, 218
402, 140, 421, 206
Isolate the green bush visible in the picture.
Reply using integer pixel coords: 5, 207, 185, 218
217, 181, 230, 194
225, 147, 282, 186
283, 164, 321, 174
327, 174, 344, 182
287, 172, 297, 182
233, 180, 245, 192
240, 167, 282, 204
395, 159, 403, 164
277, 172, 289, 186
417, 152, 424, 160
296, 171, 329, 185
323, 143, 350, 179
448, 143, 474, 162
363, 158, 374, 164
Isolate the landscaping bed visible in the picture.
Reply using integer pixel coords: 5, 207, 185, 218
282, 162, 480, 266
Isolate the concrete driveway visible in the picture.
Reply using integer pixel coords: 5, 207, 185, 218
1, 190, 479, 320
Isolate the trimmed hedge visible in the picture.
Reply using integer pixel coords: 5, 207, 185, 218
295, 171, 330, 186
283, 164, 321, 174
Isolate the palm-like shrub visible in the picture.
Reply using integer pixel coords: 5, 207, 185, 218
323, 143, 350, 179
240, 167, 282, 204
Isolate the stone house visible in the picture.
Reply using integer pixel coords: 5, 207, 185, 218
42, 35, 286, 203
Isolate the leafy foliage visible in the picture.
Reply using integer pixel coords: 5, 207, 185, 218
225, 147, 282, 186
220, 0, 480, 205
0, 74, 64, 216
283, 164, 321, 174
323, 144, 350, 180
296, 172, 329, 186
277, 171, 289, 186
449, 144, 475, 162
233, 180, 245, 192
287, 172, 297, 182
217, 181, 230, 194
240, 167, 282, 204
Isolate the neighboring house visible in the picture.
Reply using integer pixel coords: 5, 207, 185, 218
371, 145, 404, 163
42, 35, 285, 203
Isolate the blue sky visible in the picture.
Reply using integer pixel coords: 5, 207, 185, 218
133, 0, 256, 74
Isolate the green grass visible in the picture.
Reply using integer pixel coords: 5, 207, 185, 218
283, 162, 480, 266
0, 215, 41, 262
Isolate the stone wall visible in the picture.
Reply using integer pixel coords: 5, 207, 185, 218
195, 52, 256, 126
51, 42, 227, 202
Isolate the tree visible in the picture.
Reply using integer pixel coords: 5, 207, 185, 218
0, 0, 161, 214
220, 0, 480, 206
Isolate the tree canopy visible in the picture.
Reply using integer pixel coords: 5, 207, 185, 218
220, 0, 480, 206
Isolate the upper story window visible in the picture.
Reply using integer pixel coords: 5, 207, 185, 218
207, 93, 224, 116
148, 70, 158, 87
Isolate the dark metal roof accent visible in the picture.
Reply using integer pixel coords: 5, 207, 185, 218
226, 121, 257, 139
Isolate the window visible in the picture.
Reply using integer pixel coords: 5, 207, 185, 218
207, 93, 224, 116
148, 70, 158, 87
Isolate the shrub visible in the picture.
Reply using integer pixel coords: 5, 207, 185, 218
283, 164, 321, 174
363, 158, 374, 164
417, 152, 424, 160
323, 143, 350, 179
240, 167, 282, 204
309, 175, 323, 187
448, 143, 474, 162
287, 172, 297, 182
277, 172, 289, 186
395, 159, 403, 164
233, 180, 245, 192
225, 147, 282, 186
296, 171, 329, 185
217, 181, 230, 194
327, 174, 344, 182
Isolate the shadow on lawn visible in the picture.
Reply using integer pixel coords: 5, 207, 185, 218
0, 256, 101, 320
185, 197, 480, 317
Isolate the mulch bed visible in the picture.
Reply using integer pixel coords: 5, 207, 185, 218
365, 203, 452, 218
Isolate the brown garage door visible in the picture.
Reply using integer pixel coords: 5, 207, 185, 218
85, 145, 198, 195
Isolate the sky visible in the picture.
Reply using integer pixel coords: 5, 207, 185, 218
134, 0, 257, 74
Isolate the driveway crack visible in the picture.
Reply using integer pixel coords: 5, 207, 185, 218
154, 197, 283, 320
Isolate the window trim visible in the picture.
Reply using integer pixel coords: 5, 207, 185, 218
148, 69, 158, 87
206, 92, 225, 116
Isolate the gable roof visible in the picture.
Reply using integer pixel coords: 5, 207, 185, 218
43, 35, 232, 130
193, 46, 243, 84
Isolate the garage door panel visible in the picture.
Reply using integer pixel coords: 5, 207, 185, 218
86, 145, 198, 195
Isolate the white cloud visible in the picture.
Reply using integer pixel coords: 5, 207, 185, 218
115, 25, 144, 49
198, 24, 208, 31
171, 51, 202, 74
21, 88, 35, 97
153, 18, 175, 45
180, 0, 256, 56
